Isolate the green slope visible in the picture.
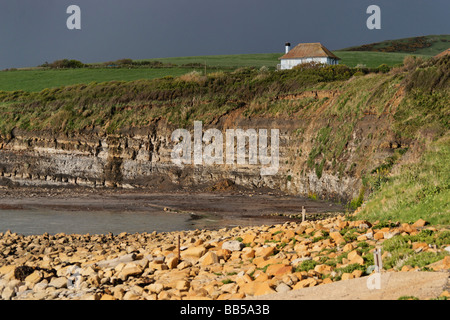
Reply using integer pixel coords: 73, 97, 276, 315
341, 34, 450, 56
356, 135, 450, 226
141, 51, 431, 69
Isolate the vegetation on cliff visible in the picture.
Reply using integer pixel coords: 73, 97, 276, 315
358, 135, 449, 225
0, 63, 365, 134
341, 34, 450, 56
356, 56, 449, 225
0, 53, 448, 225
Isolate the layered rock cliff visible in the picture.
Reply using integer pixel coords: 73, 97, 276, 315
0, 98, 403, 203
2, 56, 447, 204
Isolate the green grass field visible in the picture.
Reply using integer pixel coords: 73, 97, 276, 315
334, 51, 431, 68
1, 34, 447, 92
0, 67, 201, 92
137, 53, 282, 69
142, 34, 450, 69
0, 51, 433, 92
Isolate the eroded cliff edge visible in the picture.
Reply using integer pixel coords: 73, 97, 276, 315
0, 57, 448, 204
0, 93, 404, 203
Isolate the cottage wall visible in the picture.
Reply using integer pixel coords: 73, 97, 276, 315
280, 57, 338, 70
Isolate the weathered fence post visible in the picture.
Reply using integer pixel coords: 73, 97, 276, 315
178, 234, 181, 261
373, 248, 383, 273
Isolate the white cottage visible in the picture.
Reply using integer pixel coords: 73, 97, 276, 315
278, 42, 340, 70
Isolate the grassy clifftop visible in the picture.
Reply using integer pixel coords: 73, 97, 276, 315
1, 56, 447, 137
0, 55, 448, 225
0, 63, 365, 134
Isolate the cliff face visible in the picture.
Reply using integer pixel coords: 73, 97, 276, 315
1, 54, 447, 214
0, 97, 404, 202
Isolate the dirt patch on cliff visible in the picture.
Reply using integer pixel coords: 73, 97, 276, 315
208, 179, 238, 192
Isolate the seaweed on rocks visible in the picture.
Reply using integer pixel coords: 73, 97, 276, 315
14, 266, 35, 281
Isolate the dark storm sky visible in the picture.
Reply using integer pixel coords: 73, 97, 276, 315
0, 0, 449, 69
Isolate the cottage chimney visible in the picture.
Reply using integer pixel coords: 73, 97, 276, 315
285, 42, 291, 54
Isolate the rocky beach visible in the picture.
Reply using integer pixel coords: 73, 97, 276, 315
1, 212, 449, 300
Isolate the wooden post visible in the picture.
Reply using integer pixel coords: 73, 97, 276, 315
177, 234, 181, 261
302, 206, 306, 223
373, 248, 383, 273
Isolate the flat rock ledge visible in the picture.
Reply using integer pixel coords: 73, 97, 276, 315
0, 215, 449, 300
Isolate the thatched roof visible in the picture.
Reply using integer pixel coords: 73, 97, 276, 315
280, 43, 340, 60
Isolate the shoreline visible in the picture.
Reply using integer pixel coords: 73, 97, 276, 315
1, 213, 449, 300
0, 185, 345, 235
